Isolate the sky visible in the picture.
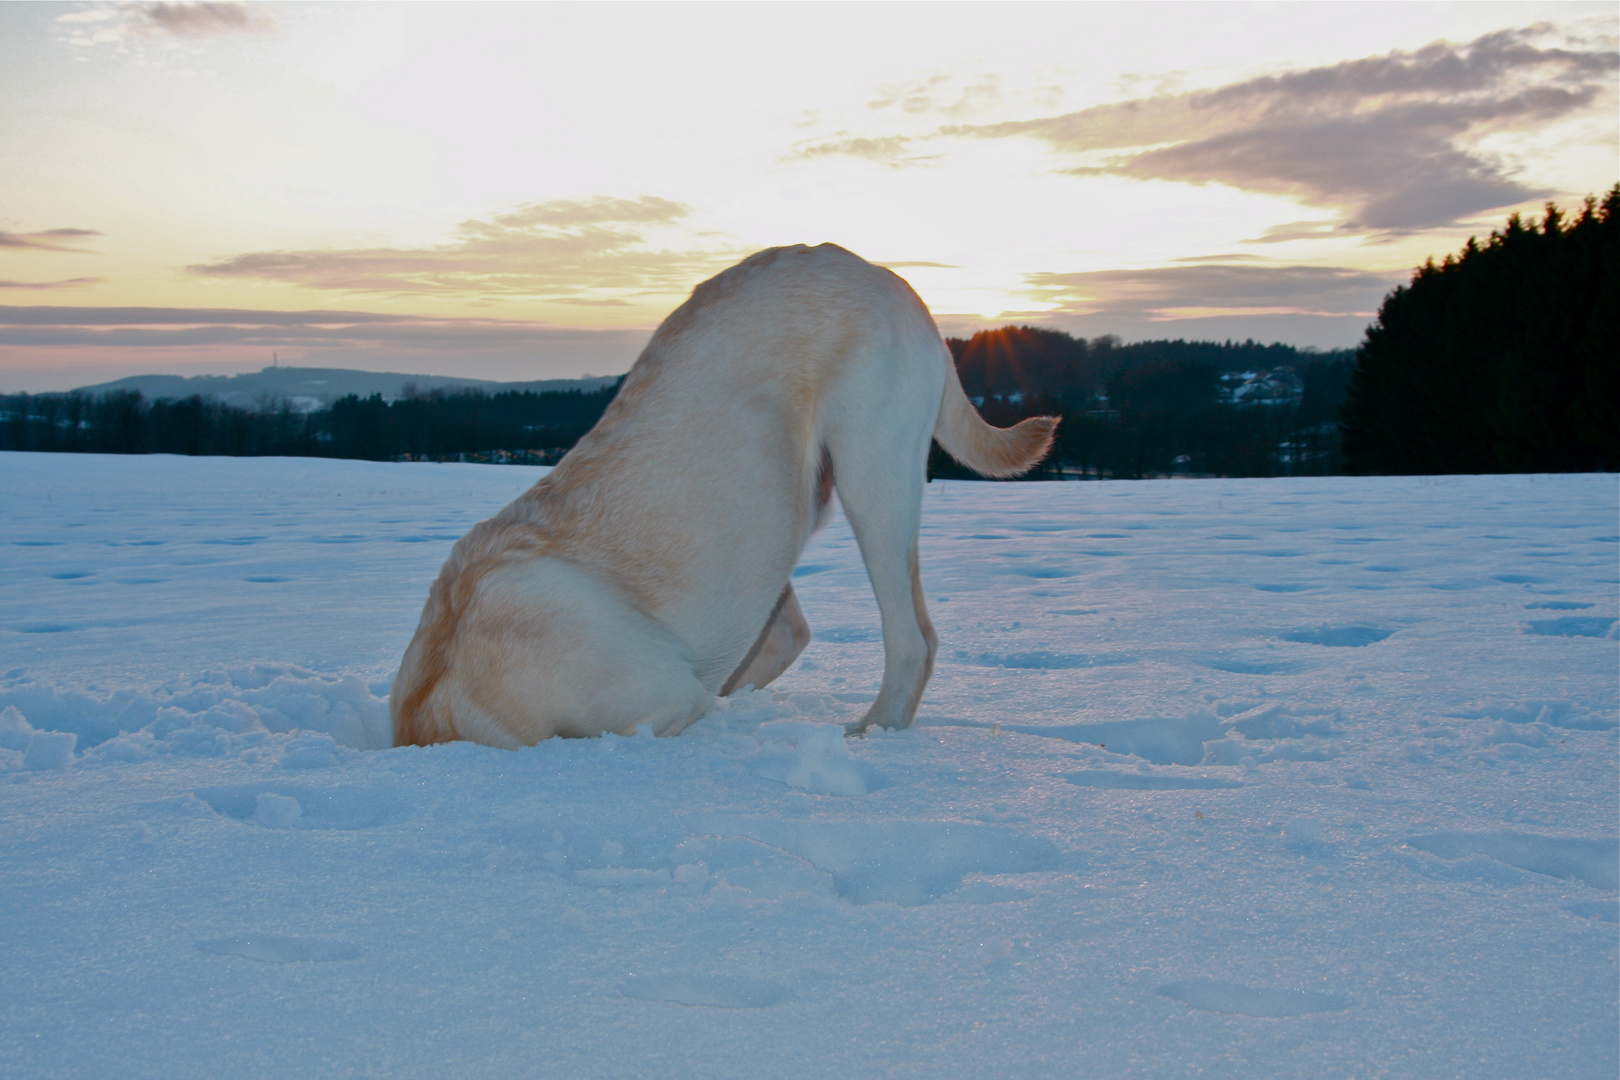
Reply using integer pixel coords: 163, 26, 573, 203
0, 1, 1615, 391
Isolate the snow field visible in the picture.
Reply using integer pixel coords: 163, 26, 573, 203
0, 452, 1615, 1079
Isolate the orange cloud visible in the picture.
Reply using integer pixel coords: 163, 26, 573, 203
187, 195, 741, 301
0, 228, 102, 253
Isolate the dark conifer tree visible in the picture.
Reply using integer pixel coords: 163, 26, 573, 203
1341, 188, 1619, 474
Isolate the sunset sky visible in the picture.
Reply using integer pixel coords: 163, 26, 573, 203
1, 1, 1615, 391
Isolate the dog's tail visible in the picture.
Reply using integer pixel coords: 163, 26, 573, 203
932, 346, 1059, 478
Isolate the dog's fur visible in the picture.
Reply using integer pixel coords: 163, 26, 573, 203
391, 244, 1056, 746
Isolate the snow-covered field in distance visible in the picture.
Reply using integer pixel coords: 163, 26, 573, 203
1, 452, 1615, 1080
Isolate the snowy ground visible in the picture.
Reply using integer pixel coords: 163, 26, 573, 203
1, 451, 1616, 1080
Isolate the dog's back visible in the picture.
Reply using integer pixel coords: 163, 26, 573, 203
393, 244, 1054, 746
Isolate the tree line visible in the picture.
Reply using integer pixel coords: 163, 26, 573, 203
932, 328, 1353, 480
2, 339, 1349, 479
0, 384, 619, 463
4, 191, 1613, 477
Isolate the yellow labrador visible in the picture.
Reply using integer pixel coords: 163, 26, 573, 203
392, 244, 1055, 746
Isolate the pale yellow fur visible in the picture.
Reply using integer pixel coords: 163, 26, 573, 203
392, 244, 1056, 746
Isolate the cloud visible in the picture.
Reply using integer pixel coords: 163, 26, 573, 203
134, 2, 276, 37
876, 261, 960, 270
187, 195, 740, 300
810, 27, 1618, 230
53, 2, 275, 53
789, 134, 935, 166
868, 74, 1008, 118
926, 263, 1401, 349
0, 278, 102, 290
0, 305, 636, 347
1024, 263, 1398, 322
0, 229, 102, 252
0, 305, 650, 386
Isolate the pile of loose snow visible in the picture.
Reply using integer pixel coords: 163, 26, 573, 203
1, 452, 1615, 1079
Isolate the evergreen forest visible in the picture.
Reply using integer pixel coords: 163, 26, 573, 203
1339, 187, 1618, 474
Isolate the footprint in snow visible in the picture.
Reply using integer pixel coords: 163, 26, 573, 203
1066, 771, 1242, 791
1405, 831, 1619, 890
961, 714, 1223, 766
1157, 979, 1350, 1017
690, 816, 1062, 906
196, 935, 365, 963
1524, 616, 1616, 638
952, 650, 1133, 670
1202, 657, 1298, 675
194, 783, 400, 829
1281, 625, 1394, 647
620, 974, 790, 1009
1565, 900, 1619, 924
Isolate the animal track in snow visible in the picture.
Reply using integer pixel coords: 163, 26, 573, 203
1065, 770, 1242, 790
952, 650, 1133, 670
194, 783, 401, 830
1157, 979, 1351, 1017
1202, 656, 1298, 675
814, 626, 881, 643
1565, 900, 1619, 923
1281, 625, 1394, 647
195, 935, 365, 963
1405, 831, 1619, 890
752, 721, 886, 796
693, 816, 1063, 906
1524, 617, 1615, 638
995, 714, 1224, 765
1223, 705, 1339, 740
497, 808, 1059, 907
1448, 702, 1614, 732
620, 974, 790, 1008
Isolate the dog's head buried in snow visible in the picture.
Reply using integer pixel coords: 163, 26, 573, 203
391, 244, 1056, 747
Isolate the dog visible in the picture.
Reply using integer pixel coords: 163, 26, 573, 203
392, 244, 1056, 747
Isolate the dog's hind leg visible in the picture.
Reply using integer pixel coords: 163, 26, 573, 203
835, 447, 937, 734
721, 585, 811, 695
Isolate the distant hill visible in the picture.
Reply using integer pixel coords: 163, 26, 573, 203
72, 366, 622, 411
